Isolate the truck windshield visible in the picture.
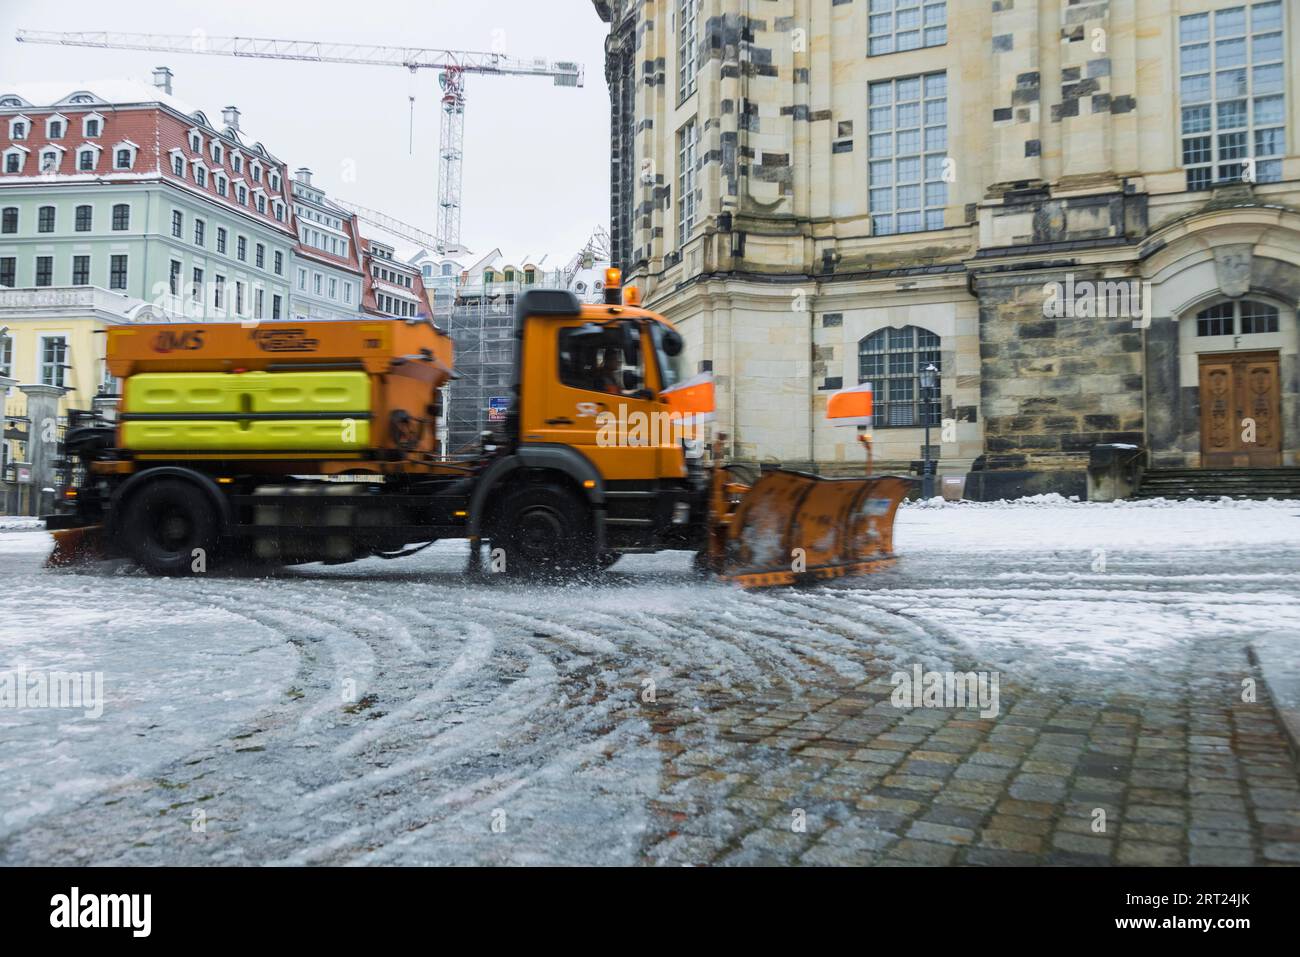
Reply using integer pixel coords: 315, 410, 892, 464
650, 321, 688, 392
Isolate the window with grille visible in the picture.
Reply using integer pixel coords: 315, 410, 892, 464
868, 72, 948, 235
858, 325, 942, 427
1178, 2, 1286, 191
869, 0, 948, 56
35, 255, 52, 287
110, 254, 127, 290
112, 204, 129, 230
194, 219, 205, 247
1, 208, 15, 233
1195, 299, 1280, 336
41, 336, 67, 387
37, 206, 54, 233
679, 0, 699, 101
75, 205, 92, 231
169, 260, 182, 296
72, 255, 89, 285
678, 119, 698, 248
171, 209, 183, 238
0, 257, 14, 287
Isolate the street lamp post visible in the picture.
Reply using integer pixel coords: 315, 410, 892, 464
919, 362, 939, 500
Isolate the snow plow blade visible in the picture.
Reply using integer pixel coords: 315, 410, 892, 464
719, 470, 910, 588
45, 525, 106, 568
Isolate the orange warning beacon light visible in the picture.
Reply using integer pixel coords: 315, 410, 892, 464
604, 267, 623, 304
827, 383, 874, 428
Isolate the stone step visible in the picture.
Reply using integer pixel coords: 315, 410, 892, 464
1134, 467, 1300, 501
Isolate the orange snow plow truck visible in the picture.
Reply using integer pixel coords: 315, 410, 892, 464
45, 276, 910, 587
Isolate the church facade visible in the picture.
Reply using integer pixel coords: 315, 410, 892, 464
592, 0, 1299, 496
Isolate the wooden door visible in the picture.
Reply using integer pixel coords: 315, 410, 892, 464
1199, 351, 1282, 467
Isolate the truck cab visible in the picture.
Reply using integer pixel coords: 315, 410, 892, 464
470, 287, 707, 573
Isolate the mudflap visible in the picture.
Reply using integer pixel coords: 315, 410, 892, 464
718, 470, 911, 588
45, 525, 107, 569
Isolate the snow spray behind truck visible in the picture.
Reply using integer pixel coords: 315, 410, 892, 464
45, 274, 910, 586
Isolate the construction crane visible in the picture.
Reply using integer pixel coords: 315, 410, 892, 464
335, 198, 451, 256
563, 225, 612, 287
14, 29, 584, 248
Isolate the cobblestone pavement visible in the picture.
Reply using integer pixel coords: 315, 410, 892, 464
1, 509, 1298, 866
641, 546, 1300, 866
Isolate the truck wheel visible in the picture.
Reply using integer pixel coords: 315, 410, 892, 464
121, 479, 219, 576
496, 483, 595, 579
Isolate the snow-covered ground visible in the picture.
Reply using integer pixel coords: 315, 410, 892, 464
1, 498, 1297, 865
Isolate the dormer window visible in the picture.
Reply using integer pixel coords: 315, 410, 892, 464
256, 194, 266, 214
40, 146, 64, 173
231, 153, 243, 174
46, 115, 66, 139
194, 165, 207, 187
8, 116, 30, 140
236, 183, 247, 205
78, 147, 99, 171
82, 113, 104, 137
69, 94, 94, 105
216, 174, 227, 196
0, 96, 20, 107
188, 128, 203, 153
170, 150, 185, 176
269, 172, 280, 191
250, 162, 262, 183
112, 140, 139, 170
211, 142, 223, 164
274, 201, 285, 222
3, 145, 28, 174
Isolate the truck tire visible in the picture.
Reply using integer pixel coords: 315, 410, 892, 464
495, 483, 595, 579
120, 479, 220, 576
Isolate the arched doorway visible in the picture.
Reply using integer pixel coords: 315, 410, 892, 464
1142, 208, 1300, 469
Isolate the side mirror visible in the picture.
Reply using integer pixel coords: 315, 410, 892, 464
661, 328, 684, 357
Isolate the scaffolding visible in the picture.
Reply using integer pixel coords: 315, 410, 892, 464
439, 293, 517, 454
437, 266, 607, 454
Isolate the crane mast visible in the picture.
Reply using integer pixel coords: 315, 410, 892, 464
14, 28, 584, 248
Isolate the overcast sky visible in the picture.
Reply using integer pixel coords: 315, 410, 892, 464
0, 0, 611, 265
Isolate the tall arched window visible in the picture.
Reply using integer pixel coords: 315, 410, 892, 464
858, 325, 941, 427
